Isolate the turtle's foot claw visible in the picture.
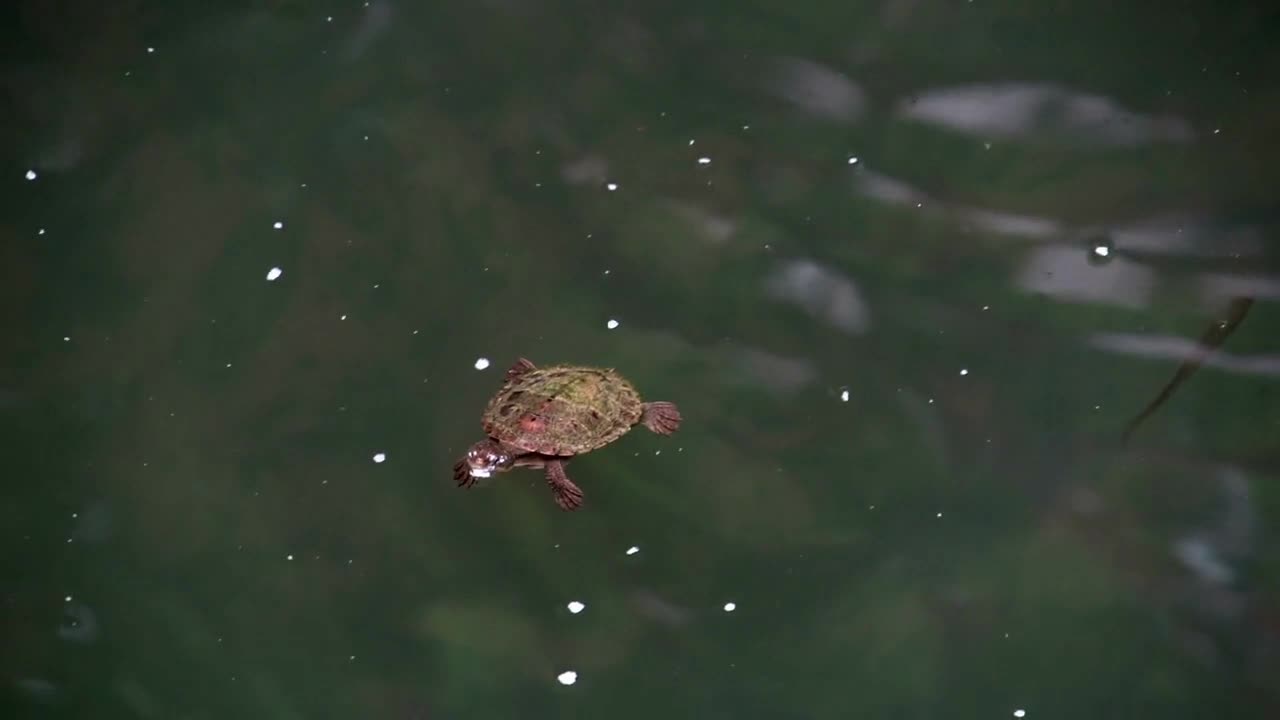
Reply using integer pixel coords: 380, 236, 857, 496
545, 460, 584, 511
641, 401, 682, 435
554, 485, 584, 511
506, 358, 536, 381
454, 459, 476, 488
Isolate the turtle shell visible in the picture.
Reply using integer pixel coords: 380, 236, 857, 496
481, 364, 644, 456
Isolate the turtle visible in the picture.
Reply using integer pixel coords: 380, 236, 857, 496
453, 358, 682, 511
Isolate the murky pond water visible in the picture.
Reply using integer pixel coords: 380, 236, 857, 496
4, 2, 1278, 718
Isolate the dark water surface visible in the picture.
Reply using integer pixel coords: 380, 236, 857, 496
4, 1, 1279, 718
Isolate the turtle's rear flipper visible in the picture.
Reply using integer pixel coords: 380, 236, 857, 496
641, 401, 682, 435
545, 460, 584, 511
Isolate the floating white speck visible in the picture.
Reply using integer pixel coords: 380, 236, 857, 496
286, 554, 294, 561
688, 139, 695, 146
606, 319, 619, 330
959, 368, 968, 376
266, 267, 283, 281
1013, 711, 1026, 718
1092, 245, 1110, 257
38, 228, 46, 235
273, 221, 283, 230
340, 314, 347, 320
64, 595, 72, 602
372, 452, 386, 464
474, 357, 491, 370
697, 157, 711, 165
847, 156, 859, 165
556, 670, 578, 686
723, 602, 736, 612
625, 545, 639, 556
62, 336, 70, 342
936, 512, 943, 518
567, 601, 585, 614
146, 47, 155, 53
606, 182, 619, 191
839, 389, 850, 402
25, 169, 37, 180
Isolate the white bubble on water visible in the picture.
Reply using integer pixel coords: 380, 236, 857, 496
567, 601, 585, 614
960, 368, 969, 376
606, 182, 619, 191
273, 221, 283, 230
625, 545, 639, 556
847, 156, 859, 165
474, 357, 491, 370
372, 452, 386, 464
697, 157, 711, 165
606, 319, 619, 330
1013, 711, 1026, 718
25, 169, 37, 180
723, 602, 736, 612
266, 267, 283, 281
556, 670, 578, 686
839, 389, 850, 402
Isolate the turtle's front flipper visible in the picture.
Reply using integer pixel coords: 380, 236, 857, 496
453, 458, 477, 488
506, 358, 536, 381
641, 401, 682, 435
544, 460, 584, 511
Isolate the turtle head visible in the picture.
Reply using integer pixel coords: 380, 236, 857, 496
464, 440, 515, 478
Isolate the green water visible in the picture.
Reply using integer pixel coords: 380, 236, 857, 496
4, 1, 1279, 718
